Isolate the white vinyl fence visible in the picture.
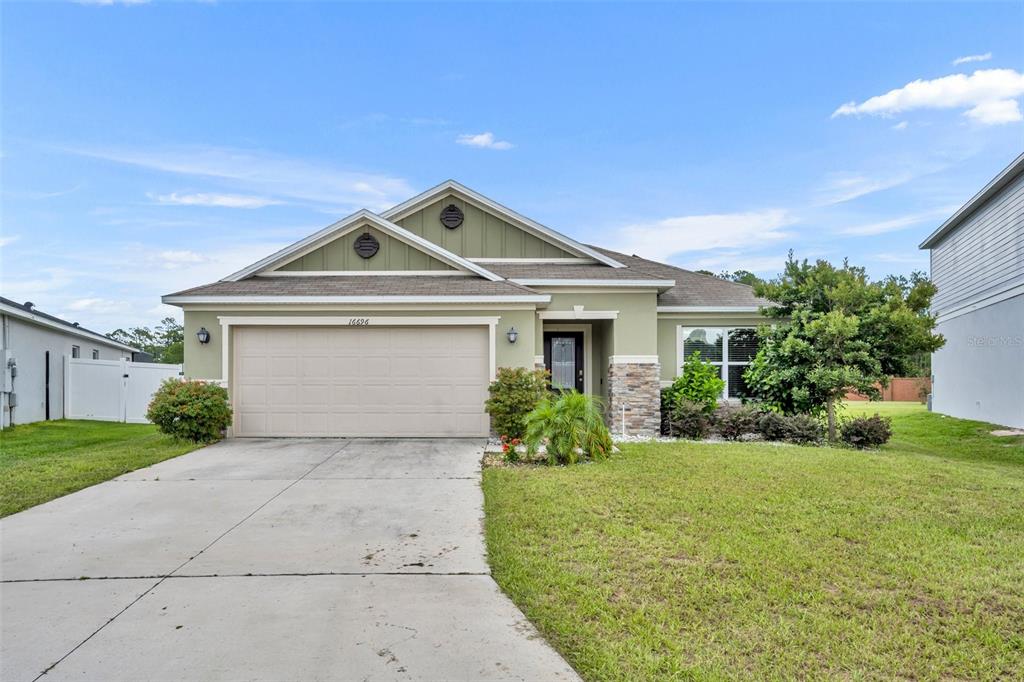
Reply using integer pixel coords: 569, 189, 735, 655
64, 357, 182, 423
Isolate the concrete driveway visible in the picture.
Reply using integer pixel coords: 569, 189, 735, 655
1, 439, 579, 681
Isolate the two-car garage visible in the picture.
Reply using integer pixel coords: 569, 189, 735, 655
231, 324, 491, 437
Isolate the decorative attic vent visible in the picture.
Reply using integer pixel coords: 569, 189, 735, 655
353, 232, 380, 259
440, 204, 464, 229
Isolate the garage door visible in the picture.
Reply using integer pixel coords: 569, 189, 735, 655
233, 326, 490, 437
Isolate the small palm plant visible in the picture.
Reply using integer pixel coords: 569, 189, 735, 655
523, 391, 613, 465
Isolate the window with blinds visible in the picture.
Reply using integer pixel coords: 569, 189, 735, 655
680, 327, 759, 399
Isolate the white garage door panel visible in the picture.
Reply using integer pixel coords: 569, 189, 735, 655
233, 326, 490, 437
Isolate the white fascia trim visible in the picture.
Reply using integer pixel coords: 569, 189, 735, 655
609, 355, 659, 364
469, 257, 597, 264
538, 309, 619, 320
657, 306, 762, 313
163, 294, 551, 305
260, 270, 470, 277
223, 209, 503, 282
217, 315, 501, 327
0, 302, 138, 353
512, 278, 675, 288
935, 282, 1024, 323
380, 180, 626, 268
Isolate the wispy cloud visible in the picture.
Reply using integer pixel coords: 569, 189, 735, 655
72, 0, 150, 5
682, 252, 789, 276
832, 68, 1024, 125
892, 121, 909, 131
0, 235, 19, 248
151, 192, 282, 209
456, 132, 514, 150
611, 209, 795, 262
816, 170, 917, 205
63, 144, 414, 210
953, 52, 992, 66
837, 205, 958, 236
66, 297, 126, 314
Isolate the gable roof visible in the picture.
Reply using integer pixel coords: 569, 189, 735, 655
587, 247, 772, 309
380, 180, 626, 269
223, 209, 504, 282
920, 152, 1024, 250
0, 296, 138, 352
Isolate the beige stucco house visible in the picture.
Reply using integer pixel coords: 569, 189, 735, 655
165, 181, 767, 438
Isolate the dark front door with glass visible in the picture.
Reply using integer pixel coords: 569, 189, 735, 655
543, 331, 584, 392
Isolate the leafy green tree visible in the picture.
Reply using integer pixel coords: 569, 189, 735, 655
744, 254, 944, 440
108, 317, 184, 364
718, 269, 763, 286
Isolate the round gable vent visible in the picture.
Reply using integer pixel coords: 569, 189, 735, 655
353, 232, 380, 259
439, 204, 464, 229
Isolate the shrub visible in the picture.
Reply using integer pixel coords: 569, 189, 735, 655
840, 414, 893, 449
757, 410, 789, 441
669, 397, 712, 440
485, 367, 550, 440
523, 391, 613, 465
146, 379, 232, 443
715, 404, 762, 440
499, 435, 522, 463
783, 413, 825, 445
663, 351, 725, 414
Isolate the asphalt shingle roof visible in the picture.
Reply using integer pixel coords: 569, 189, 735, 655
167, 276, 542, 297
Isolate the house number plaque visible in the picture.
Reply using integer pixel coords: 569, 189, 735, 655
348, 318, 370, 326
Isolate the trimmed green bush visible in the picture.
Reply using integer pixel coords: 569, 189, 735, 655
663, 351, 725, 414
146, 379, 232, 443
784, 413, 825, 445
715, 404, 762, 441
485, 367, 550, 440
523, 391, 613, 465
840, 414, 893, 449
669, 397, 713, 440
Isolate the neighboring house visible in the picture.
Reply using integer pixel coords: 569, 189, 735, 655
919, 153, 1024, 429
165, 180, 768, 438
0, 297, 138, 428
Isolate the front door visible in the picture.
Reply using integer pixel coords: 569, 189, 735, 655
543, 331, 584, 392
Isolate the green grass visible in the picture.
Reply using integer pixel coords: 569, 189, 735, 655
1, 420, 200, 517
483, 403, 1024, 680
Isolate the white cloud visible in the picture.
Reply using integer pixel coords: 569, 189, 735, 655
0, 235, 19, 248
838, 205, 959, 236
832, 68, 1024, 125
953, 52, 992, 66
611, 209, 795, 262
64, 144, 414, 211
72, 0, 150, 5
816, 170, 917, 205
456, 132, 514, 150
66, 298, 126, 314
152, 192, 282, 209
892, 121, 908, 131
682, 252, 788, 276
158, 250, 209, 268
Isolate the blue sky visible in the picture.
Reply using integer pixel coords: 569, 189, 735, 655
2, 1, 1022, 332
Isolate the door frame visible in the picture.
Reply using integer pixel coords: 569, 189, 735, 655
542, 324, 592, 394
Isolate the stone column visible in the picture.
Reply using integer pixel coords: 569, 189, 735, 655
606, 360, 661, 438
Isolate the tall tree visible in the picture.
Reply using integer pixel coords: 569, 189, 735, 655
744, 254, 944, 440
108, 317, 184, 364
718, 269, 763, 287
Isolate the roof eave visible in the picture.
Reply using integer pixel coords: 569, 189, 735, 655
919, 152, 1024, 250
0, 301, 139, 353
162, 294, 552, 305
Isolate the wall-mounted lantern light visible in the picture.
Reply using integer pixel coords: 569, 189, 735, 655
196, 327, 212, 345
506, 327, 519, 344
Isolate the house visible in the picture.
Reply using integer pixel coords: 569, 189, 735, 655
0, 297, 138, 428
164, 181, 768, 438
919, 153, 1024, 429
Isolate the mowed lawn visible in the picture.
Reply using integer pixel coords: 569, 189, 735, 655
1, 420, 199, 517
483, 403, 1024, 681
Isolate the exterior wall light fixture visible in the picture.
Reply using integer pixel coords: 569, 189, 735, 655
506, 327, 519, 344
196, 327, 212, 344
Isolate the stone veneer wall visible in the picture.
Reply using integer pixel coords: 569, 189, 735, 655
606, 362, 661, 437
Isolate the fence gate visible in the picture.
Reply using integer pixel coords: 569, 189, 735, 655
64, 357, 182, 423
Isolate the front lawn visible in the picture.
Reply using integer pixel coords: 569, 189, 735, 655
483, 403, 1024, 680
0, 420, 200, 517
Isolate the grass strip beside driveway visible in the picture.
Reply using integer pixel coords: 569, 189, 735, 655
1, 420, 200, 517
483, 403, 1024, 680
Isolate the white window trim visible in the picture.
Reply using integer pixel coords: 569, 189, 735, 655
538, 306, 619, 320
543, 323, 593, 395
676, 326, 757, 400
216, 315, 501, 389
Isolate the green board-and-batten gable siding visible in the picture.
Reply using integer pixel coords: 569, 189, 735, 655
276, 224, 456, 272
395, 195, 577, 259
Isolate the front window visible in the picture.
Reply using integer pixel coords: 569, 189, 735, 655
680, 327, 759, 399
